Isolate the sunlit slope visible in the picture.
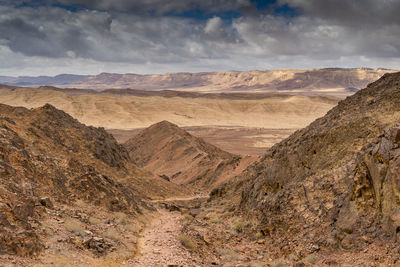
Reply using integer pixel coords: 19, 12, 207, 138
0, 87, 338, 130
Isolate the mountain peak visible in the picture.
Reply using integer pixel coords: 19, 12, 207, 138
124, 121, 251, 189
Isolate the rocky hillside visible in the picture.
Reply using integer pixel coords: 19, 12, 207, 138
124, 121, 256, 190
211, 72, 400, 264
0, 104, 187, 260
0, 68, 395, 94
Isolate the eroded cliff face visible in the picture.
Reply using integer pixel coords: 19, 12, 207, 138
12, 68, 392, 93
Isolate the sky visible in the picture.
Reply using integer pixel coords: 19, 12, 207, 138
0, 0, 400, 76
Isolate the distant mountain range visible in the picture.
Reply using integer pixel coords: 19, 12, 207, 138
0, 68, 396, 95
0, 74, 89, 87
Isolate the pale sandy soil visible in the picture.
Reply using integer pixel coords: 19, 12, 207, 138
185, 127, 295, 155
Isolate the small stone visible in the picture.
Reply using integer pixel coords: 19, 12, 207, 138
159, 174, 171, 181
189, 208, 201, 217
341, 235, 356, 250
39, 197, 53, 208
84, 230, 93, 236
360, 235, 371, 243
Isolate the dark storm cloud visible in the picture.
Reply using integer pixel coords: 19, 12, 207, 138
0, 18, 47, 56
0, 0, 399, 76
1, 0, 254, 14
280, 0, 400, 26
0, 4, 244, 63
276, 0, 400, 59
0, 6, 102, 58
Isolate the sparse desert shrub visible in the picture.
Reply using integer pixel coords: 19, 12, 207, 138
209, 216, 223, 224
254, 231, 263, 239
287, 253, 299, 262
88, 216, 102, 225
179, 235, 195, 250
304, 254, 317, 264
183, 213, 194, 221
103, 228, 121, 241
123, 223, 140, 234
42, 226, 54, 236
51, 253, 69, 267
117, 247, 138, 261
65, 218, 85, 236
231, 217, 245, 234
222, 211, 234, 218
274, 260, 290, 267
114, 212, 127, 225
216, 247, 239, 261
136, 214, 148, 225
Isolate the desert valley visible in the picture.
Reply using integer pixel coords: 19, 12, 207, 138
1, 68, 400, 266
1, 0, 400, 266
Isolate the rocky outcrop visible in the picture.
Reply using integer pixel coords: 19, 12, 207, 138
349, 125, 400, 238
0, 104, 140, 256
210, 72, 400, 258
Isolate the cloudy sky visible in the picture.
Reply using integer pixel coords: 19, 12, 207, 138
0, 0, 399, 76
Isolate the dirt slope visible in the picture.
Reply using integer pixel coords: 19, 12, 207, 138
125, 121, 256, 190
210, 72, 400, 263
0, 103, 189, 263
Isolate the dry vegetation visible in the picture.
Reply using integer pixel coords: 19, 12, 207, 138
178, 235, 195, 251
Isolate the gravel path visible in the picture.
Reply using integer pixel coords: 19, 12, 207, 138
129, 209, 199, 267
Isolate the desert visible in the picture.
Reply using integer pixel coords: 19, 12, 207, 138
1, 0, 400, 266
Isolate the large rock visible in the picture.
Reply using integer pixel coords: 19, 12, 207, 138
350, 124, 400, 238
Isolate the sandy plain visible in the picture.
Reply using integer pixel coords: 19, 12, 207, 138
0, 87, 339, 154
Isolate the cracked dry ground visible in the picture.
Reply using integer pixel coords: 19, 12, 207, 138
129, 209, 200, 267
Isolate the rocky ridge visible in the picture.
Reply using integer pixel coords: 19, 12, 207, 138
0, 103, 188, 260
209, 72, 400, 264
124, 121, 256, 190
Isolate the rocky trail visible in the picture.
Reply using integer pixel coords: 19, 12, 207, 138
129, 209, 194, 267
129, 197, 207, 267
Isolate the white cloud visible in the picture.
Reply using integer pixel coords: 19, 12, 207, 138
205, 17, 223, 34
